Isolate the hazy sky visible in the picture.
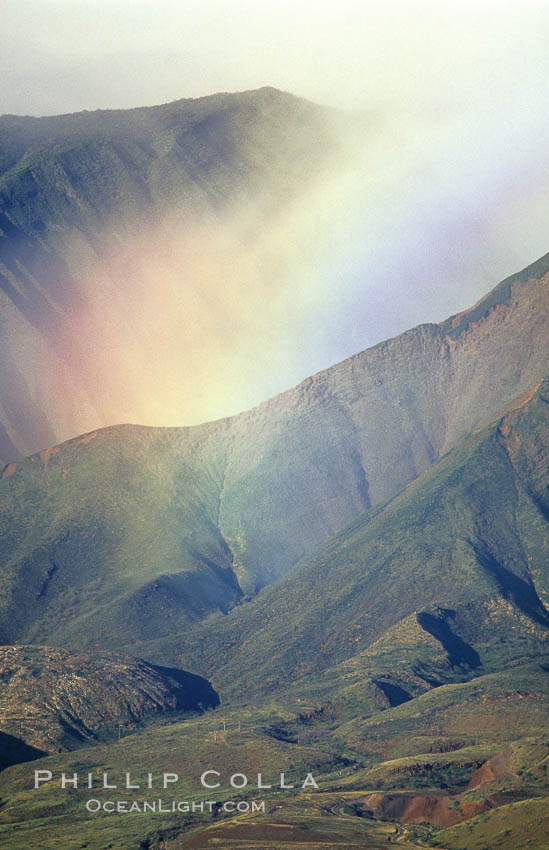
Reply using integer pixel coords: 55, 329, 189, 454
2, 0, 548, 118
2, 1, 549, 434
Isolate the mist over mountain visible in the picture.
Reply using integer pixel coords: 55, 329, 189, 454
1, 254, 548, 849
0, 87, 358, 463
3, 86, 547, 471
0, 254, 547, 649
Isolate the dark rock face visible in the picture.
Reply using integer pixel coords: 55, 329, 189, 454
0, 730, 46, 771
0, 645, 218, 754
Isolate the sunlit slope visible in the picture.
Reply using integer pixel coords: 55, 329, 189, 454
0, 259, 548, 646
214, 254, 549, 589
164, 377, 549, 701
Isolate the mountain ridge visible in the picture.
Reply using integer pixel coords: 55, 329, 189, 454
160, 374, 549, 707
0, 87, 326, 175
0, 252, 548, 652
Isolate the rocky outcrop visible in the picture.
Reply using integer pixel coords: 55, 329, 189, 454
0, 645, 218, 755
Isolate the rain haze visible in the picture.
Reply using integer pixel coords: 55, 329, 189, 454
1, 0, 548, 433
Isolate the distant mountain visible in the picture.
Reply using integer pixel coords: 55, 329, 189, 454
0, 644, 217, 753
0, 254, 547, 650
0, 87, 352, 463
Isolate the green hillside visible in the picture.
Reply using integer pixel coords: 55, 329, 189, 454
154, 377, 549, 706
0, 424, 241, 646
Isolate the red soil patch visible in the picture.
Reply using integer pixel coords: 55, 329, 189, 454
449, 298, 509, 332
361, 791, 490, 828
508, 380, 543, 411
468, 747, 515, 790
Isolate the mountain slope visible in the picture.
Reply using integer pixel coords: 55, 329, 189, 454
0, 256, 548, 648
159, 376, 549, 704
